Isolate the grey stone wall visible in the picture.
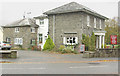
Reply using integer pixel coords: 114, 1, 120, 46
3, 26, 38, 49
83, 48, 119, 58
48, 11, 105, 49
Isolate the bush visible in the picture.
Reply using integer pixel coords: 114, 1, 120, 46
43, 35, 55, 51
118, 45, 120, 48
57, 45, 79, 54
89, 32, 96, 51
101, 44, 107, 48
82, 33, 96, 51
59, 45, 65, 51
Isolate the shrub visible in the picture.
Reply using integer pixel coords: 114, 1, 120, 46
58, 45, 79, 54
82, 33, 96, 51
43, 35, 55, 51
89, 32, 96, 51
102, 44, 106, 48
118, 45, 120, 48
59, 45, 65, 51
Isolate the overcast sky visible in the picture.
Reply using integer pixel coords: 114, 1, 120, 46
0, 0, 119, 25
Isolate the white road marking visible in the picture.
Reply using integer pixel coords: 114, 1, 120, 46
1, 68, 46, 69
89, 65, 108, 68
69, 66, 88, 68
69, 65, 108, 69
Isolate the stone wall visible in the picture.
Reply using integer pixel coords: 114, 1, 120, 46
48, 11, 105, 49
83, 48, 120, 58
3, 26, 38, 49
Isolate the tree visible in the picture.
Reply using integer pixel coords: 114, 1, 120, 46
82, 34, 90, 51
82, 33, 96, 51
105, 17, 118, 44
89, 32, 96, 51
43, 35, 55, 51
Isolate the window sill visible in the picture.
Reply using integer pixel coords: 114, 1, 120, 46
87, 25, 91, 27
100, 28, 102, 30
65, 43, 77, 45
31, 32, 36, 34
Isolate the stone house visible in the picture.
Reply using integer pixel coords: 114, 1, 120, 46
34, 15, 48, 49
2, 18, 39, 49
44, 2, 108, 49
0, 27, 3, 42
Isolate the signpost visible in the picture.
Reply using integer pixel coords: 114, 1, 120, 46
79, 44, 85, 52
110, 35, 117, 48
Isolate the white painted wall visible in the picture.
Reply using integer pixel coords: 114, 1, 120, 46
36, 17, 48, 49
0, 27, 3, 42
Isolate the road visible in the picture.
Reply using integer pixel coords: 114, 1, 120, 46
0, 50, 119, 74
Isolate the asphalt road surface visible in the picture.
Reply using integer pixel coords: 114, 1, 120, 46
0, 50, 119, 74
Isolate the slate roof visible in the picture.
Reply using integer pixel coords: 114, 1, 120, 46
34, 15, 48, 19
3, 18, 39, 27
44, 2, 108, 19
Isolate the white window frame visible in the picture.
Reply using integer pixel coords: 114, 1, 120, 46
63, 37, 78, 45
14, 38, 23, 45
31, 39, 36, 45
94, 18, 96, 28
87, 15, 90, 27
15, 27, 19, 32
31, 27, 35, 33
39, 19, 44, 25
6, 37, 11, 43
39, 34, 43, 44
100, 19, 102, 29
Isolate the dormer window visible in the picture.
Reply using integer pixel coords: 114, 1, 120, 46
87, 15, 90, 27
94, 18, 96, 28
15, 27, 19, 32
31, 27, 35, 33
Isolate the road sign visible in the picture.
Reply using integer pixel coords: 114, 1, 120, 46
79, 44, 85, 52
110, 35, 117, 44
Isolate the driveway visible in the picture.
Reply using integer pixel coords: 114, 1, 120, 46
0, 50, 119, 74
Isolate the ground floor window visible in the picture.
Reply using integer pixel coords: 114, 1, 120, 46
14, 38, 23, 45
6, 37, 11, 43
63, 37, 78, 45
39, 34, 43, 44
31, 39, 36, 45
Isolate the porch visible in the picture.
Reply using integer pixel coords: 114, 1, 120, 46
94, 31, 106, 49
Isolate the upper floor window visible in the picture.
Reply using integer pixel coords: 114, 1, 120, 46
100, 20, 102, 29
40, 19, 44, 25
87, 15, 90, 27
94, 18, 97, 28
15, 27, 19, 32
31, 27, 35, 33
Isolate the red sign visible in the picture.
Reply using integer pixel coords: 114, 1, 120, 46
110, 35, 117, 44
79, 44, 85, 52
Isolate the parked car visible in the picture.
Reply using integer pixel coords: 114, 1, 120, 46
0, 41, 11, 50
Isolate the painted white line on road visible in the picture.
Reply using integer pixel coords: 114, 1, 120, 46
89, 65, 108, 68
69, 65, 108, 69
69, 66, 88, 68
1, 68, 46, 70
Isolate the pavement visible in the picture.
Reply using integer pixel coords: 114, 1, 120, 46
0, 50, 119, 74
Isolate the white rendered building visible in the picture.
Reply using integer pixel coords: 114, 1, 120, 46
34, 15, 48, 49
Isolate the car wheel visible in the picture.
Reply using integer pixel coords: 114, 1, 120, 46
1, 48, 3, 50
8, 48, 11, 50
